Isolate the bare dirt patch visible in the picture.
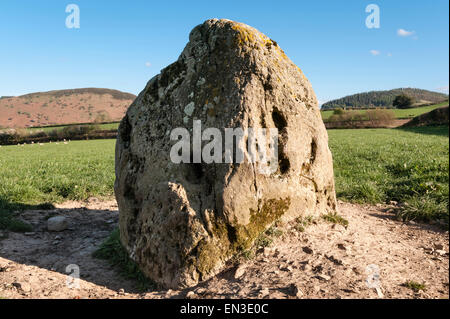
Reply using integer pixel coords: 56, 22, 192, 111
0, 199, 448, 299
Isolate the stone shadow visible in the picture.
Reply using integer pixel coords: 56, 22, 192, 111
0, 201, 147, 294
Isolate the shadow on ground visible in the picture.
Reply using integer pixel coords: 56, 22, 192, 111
0, 202, 147, 294
366, 206, 448, 234
395, 125, 449, 137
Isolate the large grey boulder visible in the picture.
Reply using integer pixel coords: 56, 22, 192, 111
115, 19, 338, 289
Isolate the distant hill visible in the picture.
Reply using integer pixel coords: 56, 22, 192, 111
322, 88, 448, 110
0, 88, 136, 128
402, 106, 449, 127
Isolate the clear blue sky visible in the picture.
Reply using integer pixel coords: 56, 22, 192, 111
0, 0, 448, 105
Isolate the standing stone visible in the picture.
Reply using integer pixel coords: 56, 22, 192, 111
115, 19, 338, 289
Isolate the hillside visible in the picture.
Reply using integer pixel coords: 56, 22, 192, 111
403, 106, 449, 127
0, 88, 136, 128
322, 88, 448, 110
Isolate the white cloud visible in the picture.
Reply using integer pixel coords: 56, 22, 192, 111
145, 62, 151, 67
387, 52, 392, 57
318, 99, 328, 107
436, 85, 449, 94
397, 29, 415, 37
370, 50, 380, 56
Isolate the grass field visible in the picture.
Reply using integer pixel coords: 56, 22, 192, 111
0, 126, 448, 231
328, 126, 449, 224
0, 139, 115, 231
321, 102, 449, 121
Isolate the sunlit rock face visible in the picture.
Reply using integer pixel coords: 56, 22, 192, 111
115, 19, 337, 289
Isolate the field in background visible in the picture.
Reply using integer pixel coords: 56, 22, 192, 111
0, 139, 116, 231
321, 101, 449, 121
328, 126, 449, 223
26, 122, 120, 133
14, 101, 448, 136
0, 126, 448, 231
0, 123, 120, 146
0, 140, 115, 217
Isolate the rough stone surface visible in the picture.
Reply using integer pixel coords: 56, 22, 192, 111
115, 19, 337, 289
47, 216, 68, 232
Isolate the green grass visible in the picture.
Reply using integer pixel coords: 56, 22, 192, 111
328, 126, 449, 225
233, 224, 284, 262
254, 234, 273, 248
264, 225, 284, 238
255, 224, 284, 249
392, 102, 449, 119
322, 212, 349, 227
294, 215, 315, 232
0, 126, 448, 231
92, 228, 155, 291
0, 214, 32, 232
321, 102, 448, 121
0, 139, 116, 230
403, 281, 427, 292
98, 122, 120, 130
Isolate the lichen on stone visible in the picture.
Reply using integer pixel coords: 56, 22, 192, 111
184, 102, 195, 116
115, 18, 338, 289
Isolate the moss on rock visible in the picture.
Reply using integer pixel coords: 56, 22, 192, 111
195, 197, 291, 278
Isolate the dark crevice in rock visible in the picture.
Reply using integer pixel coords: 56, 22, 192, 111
119, 115, 132, 148
272, 107, 287, 131
300, 173, 319, 195
263, 81, 273, 92
226, 223, 238, 244
310, 138, 317, 164
191, 163, 204, 181
272, 107, 290, 175
277, 139, 290, 175
260, 113, 267, 127
279, 157, 290, 174
183, 152, 205, 184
